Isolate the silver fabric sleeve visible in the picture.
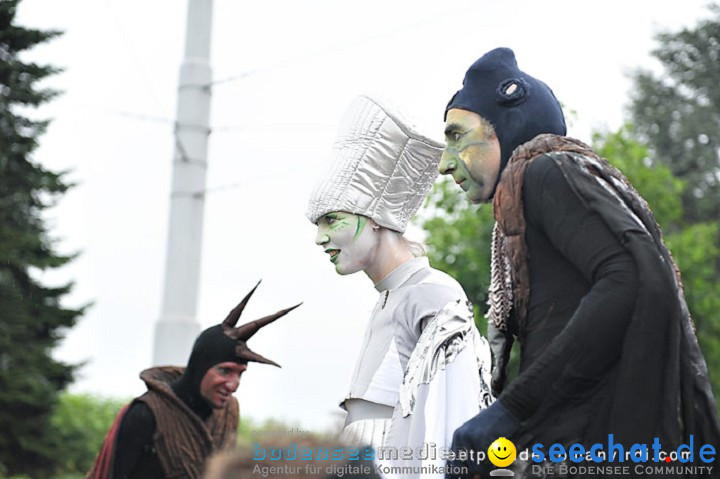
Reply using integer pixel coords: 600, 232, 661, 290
400, 299, 493, 417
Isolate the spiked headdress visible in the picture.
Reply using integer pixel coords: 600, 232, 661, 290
219, 281, 301, 366
172, 282, 300, 412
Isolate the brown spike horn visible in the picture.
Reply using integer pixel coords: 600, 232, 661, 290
222, 280, 262, 328
234, 303, 302, 341
236, 345, 281, 368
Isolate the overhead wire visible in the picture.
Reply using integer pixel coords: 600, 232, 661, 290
209, 4, 476, 89
102, 0, 195, 165
98, 2, 478, 193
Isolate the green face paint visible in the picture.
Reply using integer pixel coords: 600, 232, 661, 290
354, 216, 367, 239
314, 212, 379, 275
439, 109, 501, 204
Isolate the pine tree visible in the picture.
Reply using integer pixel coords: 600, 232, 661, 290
0, 1, 83, 476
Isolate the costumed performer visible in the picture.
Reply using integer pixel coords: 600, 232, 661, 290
306, 95, 494, 476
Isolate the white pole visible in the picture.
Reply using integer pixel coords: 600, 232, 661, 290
153, 0, 213, 366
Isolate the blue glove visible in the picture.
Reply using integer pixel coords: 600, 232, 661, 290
446, 400, 521, 478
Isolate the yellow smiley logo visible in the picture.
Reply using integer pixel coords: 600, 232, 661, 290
488, 437, 517, 468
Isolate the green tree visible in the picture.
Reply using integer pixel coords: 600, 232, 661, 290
665, 222, 720, 389
626, 4, 720, 395
591, 127, 684, 230
0, 1, 83, 477
628, 4, 720, 222
51, 394, 128, 478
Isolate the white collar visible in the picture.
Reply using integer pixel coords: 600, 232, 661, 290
374, 257, 429, 292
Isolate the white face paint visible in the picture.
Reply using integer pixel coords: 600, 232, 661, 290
314, 212, 379, 275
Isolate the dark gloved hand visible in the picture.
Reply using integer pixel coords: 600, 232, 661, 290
446, 400, 521, 478
487, 323, 513, 396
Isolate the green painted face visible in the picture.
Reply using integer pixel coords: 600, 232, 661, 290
439, 108, 501, 204
314, 212, 378, 275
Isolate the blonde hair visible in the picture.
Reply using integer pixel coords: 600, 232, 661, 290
379, 226, 425, 257
399, 234, 426, 258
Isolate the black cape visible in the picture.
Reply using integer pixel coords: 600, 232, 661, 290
494, 135, 720, 477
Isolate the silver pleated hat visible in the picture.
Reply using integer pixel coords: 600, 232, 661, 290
306, 95, 444, 233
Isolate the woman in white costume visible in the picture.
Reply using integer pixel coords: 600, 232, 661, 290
306, 95, 493, 474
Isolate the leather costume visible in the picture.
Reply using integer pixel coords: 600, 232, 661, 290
86, 284, 299, 479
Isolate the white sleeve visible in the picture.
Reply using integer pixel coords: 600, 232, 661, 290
381, 300, 494, 478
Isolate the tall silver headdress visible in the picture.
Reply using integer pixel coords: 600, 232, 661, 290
306, 95, 444, 233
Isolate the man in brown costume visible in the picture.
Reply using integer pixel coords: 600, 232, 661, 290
87, 283, 299, 479
440, 47, 720, 478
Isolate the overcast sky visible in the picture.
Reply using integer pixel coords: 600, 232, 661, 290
15, 0, 716, 432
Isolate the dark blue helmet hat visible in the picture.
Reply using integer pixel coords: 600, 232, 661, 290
446, 47, 566, 172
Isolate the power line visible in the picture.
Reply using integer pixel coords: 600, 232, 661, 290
102, 0, 168, 115
80, 105, 333, 133
171, 167, 313, 198
211, 122, 334, 133
93, 107, 174, 124
208, 5, 476, 88
100, 0, 199, 165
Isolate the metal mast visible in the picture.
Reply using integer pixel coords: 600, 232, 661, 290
153, 0, 214, 365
